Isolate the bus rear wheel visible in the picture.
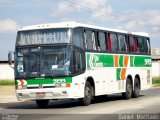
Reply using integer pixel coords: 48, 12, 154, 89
132, 78, 140, 98
79, 81, 92, 106
36, 99, 49, 108
122, 78, 132, 99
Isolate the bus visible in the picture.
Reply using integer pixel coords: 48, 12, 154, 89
8, 21, 152, 108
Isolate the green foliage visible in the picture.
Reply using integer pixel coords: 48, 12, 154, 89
152, 77, 160, 87
152, 77, 160, 83
0, 80, 15, 86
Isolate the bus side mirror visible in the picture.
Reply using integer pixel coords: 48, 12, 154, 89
8, 52, 13, 65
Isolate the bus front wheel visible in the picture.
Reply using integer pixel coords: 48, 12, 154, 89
36, 99, 49, 108
79, 81, 92, 106
122, 78, 132, 99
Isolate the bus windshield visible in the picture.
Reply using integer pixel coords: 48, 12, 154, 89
15, 46, 71, 78
16, 28, 70, 46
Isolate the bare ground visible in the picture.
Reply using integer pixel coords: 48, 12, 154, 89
0, 86, 18, 103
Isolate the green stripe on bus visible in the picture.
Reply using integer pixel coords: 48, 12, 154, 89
16, 77, 72, 85
130, 56, 152, 67
103, 54, 114, 67
116, 68, 121, 81
119, 55, 123, 67
27, 78, 53, 85
87, 54, 91, 68
15, 80, 18, 85
87, 53, 151, 68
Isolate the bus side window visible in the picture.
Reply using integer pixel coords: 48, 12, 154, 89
118, 34, 128, 52
129, 36, 136, 53
137, 37, 145, 53
72, 28, 84, 49
97, 32, 107, 51
73, 50, 85, 74
107, 33, 112, 51
85, 30, 97, 51
110, 33, 118, 52
84, 30, 87, 49
144, 37, 150, 54
92, 31, 96, 50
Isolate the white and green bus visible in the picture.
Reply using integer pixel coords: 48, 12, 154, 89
8, 21, 152, 107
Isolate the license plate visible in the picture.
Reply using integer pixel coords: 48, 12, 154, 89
36, 92, 45, 97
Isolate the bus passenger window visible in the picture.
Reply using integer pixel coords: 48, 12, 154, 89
110, 33, 118, 51
118, 34, 127, 52
84, 31, 87, 49
129, 36, 136, 52
73, 28, 84, 49
85, 30, 96, 50
137, 37, 145, 53
98, 32, 107, 51
144, 38, 150, 54
73, 50, 85, 74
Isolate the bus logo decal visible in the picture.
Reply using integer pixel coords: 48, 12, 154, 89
89, 54, 94, 68
53, 79, 66, 84
39, 84, 43, 88
88, 54, 103, 68
145, 59, 152, 66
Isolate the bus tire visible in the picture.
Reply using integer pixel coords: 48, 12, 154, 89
132, 77, 140, 98
36, 99, 49, 108
122, 78, 132, 99
79, 81, 92, 106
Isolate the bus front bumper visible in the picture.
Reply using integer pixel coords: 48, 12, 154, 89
16, 88, 79, 101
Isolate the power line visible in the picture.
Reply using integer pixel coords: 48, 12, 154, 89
57, 0, 129, 22
56, 0, 159, 28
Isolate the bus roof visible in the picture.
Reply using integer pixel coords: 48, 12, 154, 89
19, 21, 149, 37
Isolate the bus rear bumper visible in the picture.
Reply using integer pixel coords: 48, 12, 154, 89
16, 88, 80, 101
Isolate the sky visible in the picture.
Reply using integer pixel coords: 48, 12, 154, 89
0, 0, 160, 60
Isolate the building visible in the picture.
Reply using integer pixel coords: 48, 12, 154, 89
151, 48, 160, 77
0, 61, 14, 80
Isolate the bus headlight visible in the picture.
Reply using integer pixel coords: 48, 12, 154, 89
16, 85, 27, 90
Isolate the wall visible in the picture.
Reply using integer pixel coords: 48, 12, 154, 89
0, 63, 14, 80
0, 61, 160, 80
152, 61, 160, 77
